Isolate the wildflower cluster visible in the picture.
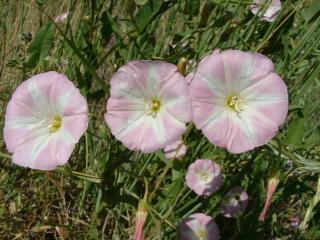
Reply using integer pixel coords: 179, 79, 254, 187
3, 1, 287, 239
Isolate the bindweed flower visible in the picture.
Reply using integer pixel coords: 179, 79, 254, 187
4, 71, 88, 170
164, 140, 187, 159
250, 0, 282, 22
133, 200, 148, 240
186, 159, 223, 196
189, 50, 288, 154
220, 186, 249, 218
105, 61, 191, 153
259, 172, 280, 221
178, 213, 219, 240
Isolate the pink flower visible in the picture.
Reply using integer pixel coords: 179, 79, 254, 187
105, 61, 191, 153
220, 186, 249, 218
164, 140, 187, 159
189, 50, 288, 154
250, 0, 282, 22
4, 71, 88, 170
186, 159, 223, 196
178, 213, 219, 240
259, 172, 279, 221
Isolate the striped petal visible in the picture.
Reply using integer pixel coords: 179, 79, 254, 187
190, 50, 288, 153
105, 60, 191, 153
4, 71, 88, 170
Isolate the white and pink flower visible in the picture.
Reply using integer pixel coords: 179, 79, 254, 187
178, 213, 219, 240
4, 71, 88, 170
164, 140, 187, 159
250, 0, 282, 22
220, 186, 249, 218
105, 61, 191, 153
186, 159, 223, 196
189, 50, 288, 154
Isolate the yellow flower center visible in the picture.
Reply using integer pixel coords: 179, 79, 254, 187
48, 115, 62, 132
227, 95, 243, 113
199, 171, 210, 182
145, 98, 162, 117
197, 229, 208, 239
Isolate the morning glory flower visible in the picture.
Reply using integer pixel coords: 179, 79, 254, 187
220, 186, 249, 218
105, 61, 191, 153
186, 159, 223, 196
178, 213, 219, 240
189, 50, 288, 154
250, 0, 282, 22
164, 140, 187, 159
4, 71, 88, 170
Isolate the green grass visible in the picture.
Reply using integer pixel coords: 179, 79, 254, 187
0, 0, 320, 239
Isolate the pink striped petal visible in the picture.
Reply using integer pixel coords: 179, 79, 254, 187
105, 61, 191, 153
186, 159, 223, 196
190, 50, 288, 153
4, 71, 88, 170
178, 213, 219, 240
251, 0, 282, 22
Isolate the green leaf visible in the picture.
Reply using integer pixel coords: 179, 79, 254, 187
286, 113, 306, 147
25, 23, 55, 69
134, 0, 162, 32
301, 0, 320, 23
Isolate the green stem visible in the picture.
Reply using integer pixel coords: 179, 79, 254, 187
1, 152, 101, 183
299, 176, 320, 230
148, 124, 193, 203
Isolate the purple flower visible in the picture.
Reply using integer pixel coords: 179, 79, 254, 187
220, 186, 249, 218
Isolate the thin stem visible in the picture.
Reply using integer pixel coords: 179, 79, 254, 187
299, 176, 320, 230
148, 124, 193, 203
0, 152, 101, 183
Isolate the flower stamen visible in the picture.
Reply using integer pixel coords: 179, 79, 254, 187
145, 98, 162, 117
227, 95, 244, 113
48, 115, 62, 132
197, 229, 208, 239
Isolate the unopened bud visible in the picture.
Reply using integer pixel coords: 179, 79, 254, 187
177, 57, 188, 76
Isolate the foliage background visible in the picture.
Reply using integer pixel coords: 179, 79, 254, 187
0, 0, 319, 239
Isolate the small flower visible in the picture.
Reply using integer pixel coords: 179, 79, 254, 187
178, 213, 219, 240
250, 0, 282, 22
134, 201, 148, 240
164, 140, 187, 159
186, 159, 223, 196
220, 186, 249, 218
54, 12, 70, 23
259, 172, 280, 221
105, 61, 191, 153
189, 50, 288, 153
4, 71, 88, 170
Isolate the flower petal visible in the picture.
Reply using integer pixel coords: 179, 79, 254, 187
190, 50, 288, 153
106, 60, 191, 153
178, 213, 219, 240
251, 0, 282, 22
4, 71, 88, 170
12, 132, 75, 170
